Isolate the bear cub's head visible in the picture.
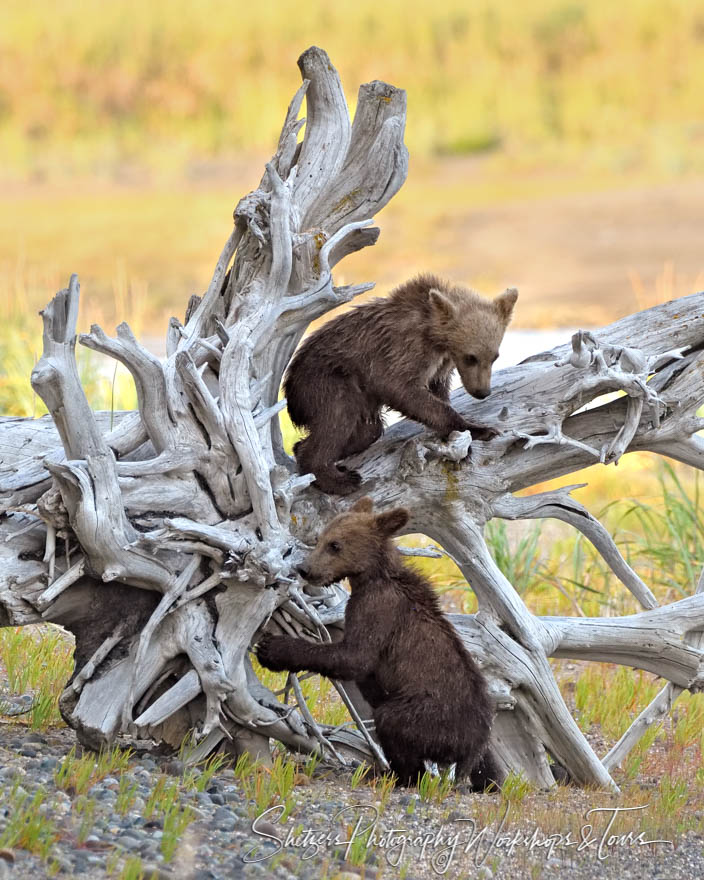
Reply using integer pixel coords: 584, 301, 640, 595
429, 284, 518, 400
297, 497, 408, 586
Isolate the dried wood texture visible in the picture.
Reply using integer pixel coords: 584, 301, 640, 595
1, 46, 704, 789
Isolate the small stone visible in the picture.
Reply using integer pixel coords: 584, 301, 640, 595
71, 854, 90, 873
24, 733, 47, 745
210, 793, 225, 806
53, 855, 73, 874
141, 866, 172, 880
253, 820, 279, 839
18, 747, 37, 758
164, 760, 185, 777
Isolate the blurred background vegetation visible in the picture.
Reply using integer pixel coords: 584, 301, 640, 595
2, 0, 704, 177
2, 0, 704, 331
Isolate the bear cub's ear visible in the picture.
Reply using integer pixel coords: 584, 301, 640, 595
351, 497, 374, 514
494, 287, 519, 323
376, 507, 410, 537
429, 288, 457, 321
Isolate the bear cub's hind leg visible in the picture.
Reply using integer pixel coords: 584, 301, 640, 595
293, 381, 380, 496
341, 413, 384, 458
294, 433, 362, 496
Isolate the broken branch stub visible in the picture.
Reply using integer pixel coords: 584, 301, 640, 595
2, 46, 704, 788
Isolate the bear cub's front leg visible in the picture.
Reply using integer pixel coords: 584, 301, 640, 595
257, 633, 365, 681
256, 633, 308, 673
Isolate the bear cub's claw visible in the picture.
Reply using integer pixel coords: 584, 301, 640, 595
313, 467, 362, 496
256, 633, 289, 672
468, 425, 499, 442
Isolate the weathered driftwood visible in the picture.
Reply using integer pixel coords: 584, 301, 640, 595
2, 46, 704, 790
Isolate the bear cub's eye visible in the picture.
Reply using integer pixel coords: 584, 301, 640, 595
463, 354, 478, 367
328, 540, 342, 553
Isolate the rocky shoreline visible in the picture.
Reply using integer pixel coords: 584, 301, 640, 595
0, 723, 703, 880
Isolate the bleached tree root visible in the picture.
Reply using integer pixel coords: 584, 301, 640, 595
1, 46, 704, 789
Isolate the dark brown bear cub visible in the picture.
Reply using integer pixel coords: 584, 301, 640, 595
256, 497, 501, 789
284, 273, 518, 495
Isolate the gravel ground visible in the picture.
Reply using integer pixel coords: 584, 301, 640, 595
0, 724, 703, 880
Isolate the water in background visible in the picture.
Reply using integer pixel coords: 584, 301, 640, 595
496, 328, 577, 369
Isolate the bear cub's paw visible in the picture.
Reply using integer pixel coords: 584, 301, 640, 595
313, 467, 362, 496
468, 425, 499, 442
256, 633, 292, 672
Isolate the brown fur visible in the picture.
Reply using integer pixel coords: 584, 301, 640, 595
284, 273, 518, 495
256, 497, 502, 789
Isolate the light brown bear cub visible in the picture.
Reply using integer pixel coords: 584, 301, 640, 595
256, 497, 501, 789
284, 274, 518, 495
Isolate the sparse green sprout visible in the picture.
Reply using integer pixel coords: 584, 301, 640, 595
233, 751, 256, 780
119, 855, 149, 880
370, 770, 396, 809
161, 801, 196, 862
485, 519, 544, 596
143, 775, 180, 820
181, 751, 229, 793
623, 723, 662, 781
658, 776, 688, 818
0, 781, 59, 860
54, 744, 132, 796
416, 767, 454, 804
673, 693, 704, 749
350, 761, 371, 789
239, 755, 298, 820
303, 750, 321, 778
74, 793, 97, 844
500, 771, 532, 804
116, 774, 140, 816
0, 625, 73, 730
575, 665, 659, 739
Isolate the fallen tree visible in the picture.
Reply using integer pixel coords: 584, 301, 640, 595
2, 46, 704, 790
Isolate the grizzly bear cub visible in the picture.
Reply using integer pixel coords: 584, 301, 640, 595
256, 497, 501, 789
284, 273, 518, 495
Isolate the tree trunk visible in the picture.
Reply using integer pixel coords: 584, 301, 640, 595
2, 46, 703, 790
